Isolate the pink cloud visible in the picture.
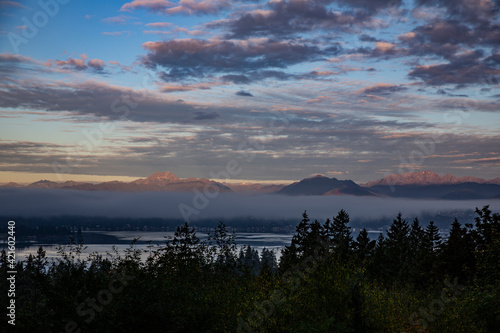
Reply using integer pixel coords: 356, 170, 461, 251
165, 0, 229, 15
102, 15, 137, 24
121, 0, 229, 15
143, 30, 172, 35
145, 22, 173, 28
160, 81, 227, 92
53, 54, 88, 70
187, 30, 205, 36
88, 59, 105, 71
46, 54, 108, 72
108, 61, 133, 72
121, 0, 175, 12
375, 42, 396, 53
0, 53, 34, 63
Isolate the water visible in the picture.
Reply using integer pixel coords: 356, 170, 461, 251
9, 231, 295, 261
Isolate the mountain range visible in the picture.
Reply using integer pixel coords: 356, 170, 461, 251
2, 170, 500, 200
4, 171, 232, 193
363, 170, 500, 186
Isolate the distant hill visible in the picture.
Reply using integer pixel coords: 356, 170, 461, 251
277, 175, 375, 196
364, 170, 500, 187
7, 172, 232, 193
0, 182, 23, 188
226, 183, 286, 194
369, 183, 500, 200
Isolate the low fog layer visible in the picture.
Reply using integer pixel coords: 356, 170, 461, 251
2, 188, 499, 224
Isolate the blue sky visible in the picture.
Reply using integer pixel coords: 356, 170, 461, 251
0, 0, 499, 184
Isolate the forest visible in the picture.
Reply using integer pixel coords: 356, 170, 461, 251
1, 205, 499, 332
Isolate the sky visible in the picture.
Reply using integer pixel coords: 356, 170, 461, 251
0, 0, 499, 184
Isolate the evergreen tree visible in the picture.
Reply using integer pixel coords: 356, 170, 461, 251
417, 220, 442, 286
473, 206, 500, 285
159, 222, 205, 272
440, 218, 475, 283
280, 211, 311, 270
424, 221, 442, 253
331, 209, 353, 262
385, 213, 411, 284
261, 248, 278, 274
409, 218, 425, 253
238, 245, 261, 275
208, 221, 237, 269
370, 233, 388, 281
353, 228, 375, 264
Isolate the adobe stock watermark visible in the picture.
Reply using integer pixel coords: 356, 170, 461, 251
178, 109, 290, 221
60, 268, 135, 333
52, 73, 155, 181
8, 0, 71, 53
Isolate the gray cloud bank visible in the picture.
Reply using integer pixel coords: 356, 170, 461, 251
1, 189, 498, 226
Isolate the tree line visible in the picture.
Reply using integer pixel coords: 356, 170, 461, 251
0, 206, 498, 332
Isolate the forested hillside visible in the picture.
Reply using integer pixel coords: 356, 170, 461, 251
1, 206, 499, 332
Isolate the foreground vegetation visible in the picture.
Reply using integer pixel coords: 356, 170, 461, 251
1, 206, 499, 332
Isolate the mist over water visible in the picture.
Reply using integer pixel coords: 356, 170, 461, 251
2, 188, 499, 225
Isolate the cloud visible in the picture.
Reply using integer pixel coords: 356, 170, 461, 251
45, 54, 108, 73
121, 0, 176, 13
102, 31, 131, 37
334, 0, 403, 13
409, 20, 500, 49
145, 22, 173, 27
2, 189, 499, 229
0, 78, 244, 124
193, 111, 220, 120
221, 70, 293, 84
408, 50, 500, 86
415, 0, 499, 23
160, 81, 225, 92
102, 15, 138, 24
236, 90, 253, 97
121, 0, 230, 15
108, 60, 132, 72
210, 0, 380, 39
141, 38, 340, 79
0, 53, 34, 64
88, 59, 106, 71
143, 30, 172, 35
52, 54, 88, 70
163, 0, 230, 15
361, 83, 408, 95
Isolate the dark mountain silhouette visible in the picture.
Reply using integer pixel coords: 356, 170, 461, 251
226, 183, 286, 194
277, 175, 375, 196
369, 183, 500, 200
26, 180, 87, 189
